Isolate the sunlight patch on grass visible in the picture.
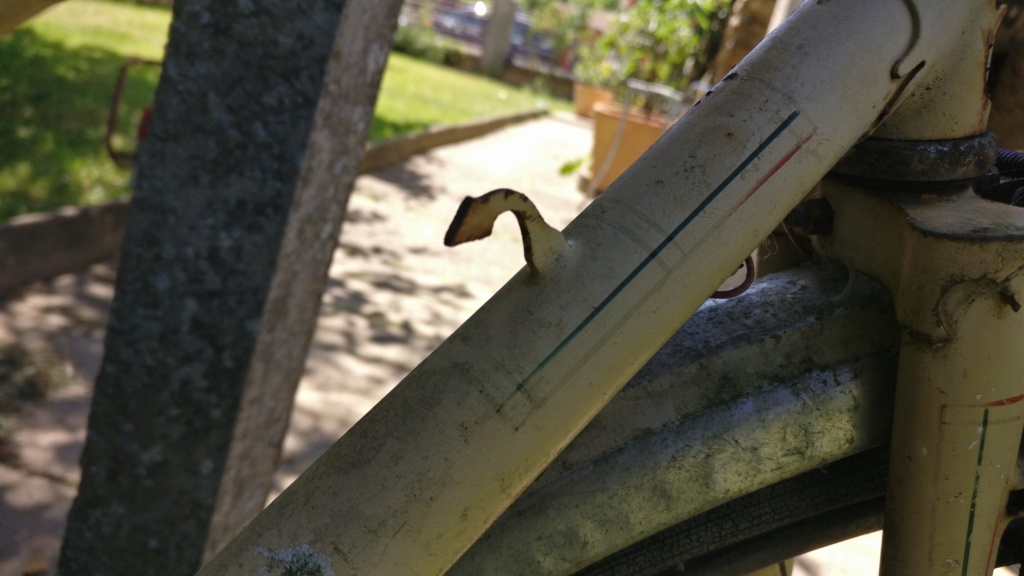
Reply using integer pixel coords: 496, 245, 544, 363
0, 3, 160, 220
373, 52, 569, 141
1, 0, 572, 221
27, 0, 171, 59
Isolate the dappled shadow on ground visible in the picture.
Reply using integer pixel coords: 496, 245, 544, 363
269, 176, 497, 496
271, 262, 477, 496
370, 152, 446, 200
295, 255, 478, 383
0, 264, 113, 473
0, 265, 114, 384
0, 28, 155, 220
0, 265, 113, 575
0, 465, 75, 576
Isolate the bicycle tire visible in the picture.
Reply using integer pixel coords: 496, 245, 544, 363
449, 264, 1021, 575
447, 264, 901, 575
574, 443, 1023, 575
573, 446, 889, 575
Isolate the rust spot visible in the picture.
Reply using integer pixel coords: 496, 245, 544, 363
984, 8, 1004, 103
445, 198, 486, 246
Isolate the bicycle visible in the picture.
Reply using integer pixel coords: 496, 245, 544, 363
196, 2, 1024, 574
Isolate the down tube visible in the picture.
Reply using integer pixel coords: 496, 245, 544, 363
197, 2, 980, 575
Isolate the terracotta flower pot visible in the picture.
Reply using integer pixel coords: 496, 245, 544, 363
572, 83, 615, 118
588, 101, 671, 194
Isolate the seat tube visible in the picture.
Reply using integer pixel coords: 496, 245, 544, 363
816, 3, 1021, 572
819, 167, 1024, 573
883, 278, 1024, 575
821, 177, 1024, 576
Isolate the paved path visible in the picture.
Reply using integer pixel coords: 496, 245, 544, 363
0, 112, 1016, 576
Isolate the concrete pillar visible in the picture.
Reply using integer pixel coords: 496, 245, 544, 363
57, 1, 402, 574
479, 0, 517, 77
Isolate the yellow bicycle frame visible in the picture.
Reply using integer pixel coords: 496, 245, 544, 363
198, 3, 1013, 575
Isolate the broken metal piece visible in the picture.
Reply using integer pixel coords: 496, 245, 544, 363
444, 188, 568, 275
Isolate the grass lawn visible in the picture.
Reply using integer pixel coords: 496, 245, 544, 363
0, 0, 569, 222
371, 52, 561, 141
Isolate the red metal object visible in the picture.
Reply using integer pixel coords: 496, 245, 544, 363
136, 105, 154, 143
106, 57, 162, 169
711, 254, 756, 299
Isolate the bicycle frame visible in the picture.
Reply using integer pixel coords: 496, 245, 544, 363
447, 263, 903, 574
197, 2, 1016, 575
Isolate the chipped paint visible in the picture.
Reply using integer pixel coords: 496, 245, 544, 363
444, 188, 567, 274
255, 544, 335, 576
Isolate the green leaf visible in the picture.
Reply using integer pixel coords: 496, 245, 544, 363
559, 157, 585, 175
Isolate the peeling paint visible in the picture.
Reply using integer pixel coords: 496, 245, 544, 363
255, 544, 336, 576
444, 188, 567, 274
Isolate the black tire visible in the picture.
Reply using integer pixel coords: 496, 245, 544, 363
575, 445, 1024, 575
573, 446, 889, 576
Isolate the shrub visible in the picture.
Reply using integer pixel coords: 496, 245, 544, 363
393, 6, 456, 64
576, 0, 731, 95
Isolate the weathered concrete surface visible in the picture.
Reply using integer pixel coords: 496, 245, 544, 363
359, 109, 546, 173
0, 200, 128, 298
58, 0, 364, 573
202, 0, 403, 561
479, 0, 517, 77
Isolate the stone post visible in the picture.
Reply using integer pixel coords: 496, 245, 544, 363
58, 1, 401, 574
479, 0, 517, 77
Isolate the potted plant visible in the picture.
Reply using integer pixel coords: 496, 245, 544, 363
572, 42, 618, 117
582, 0, 730, 194
519, 2, 605, 115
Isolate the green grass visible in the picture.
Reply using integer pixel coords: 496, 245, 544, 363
372, 52, 566, 141
0, 1, 166, 220
0, 0, 570, 221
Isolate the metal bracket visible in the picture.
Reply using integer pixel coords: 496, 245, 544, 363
444, 188, 568, 275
